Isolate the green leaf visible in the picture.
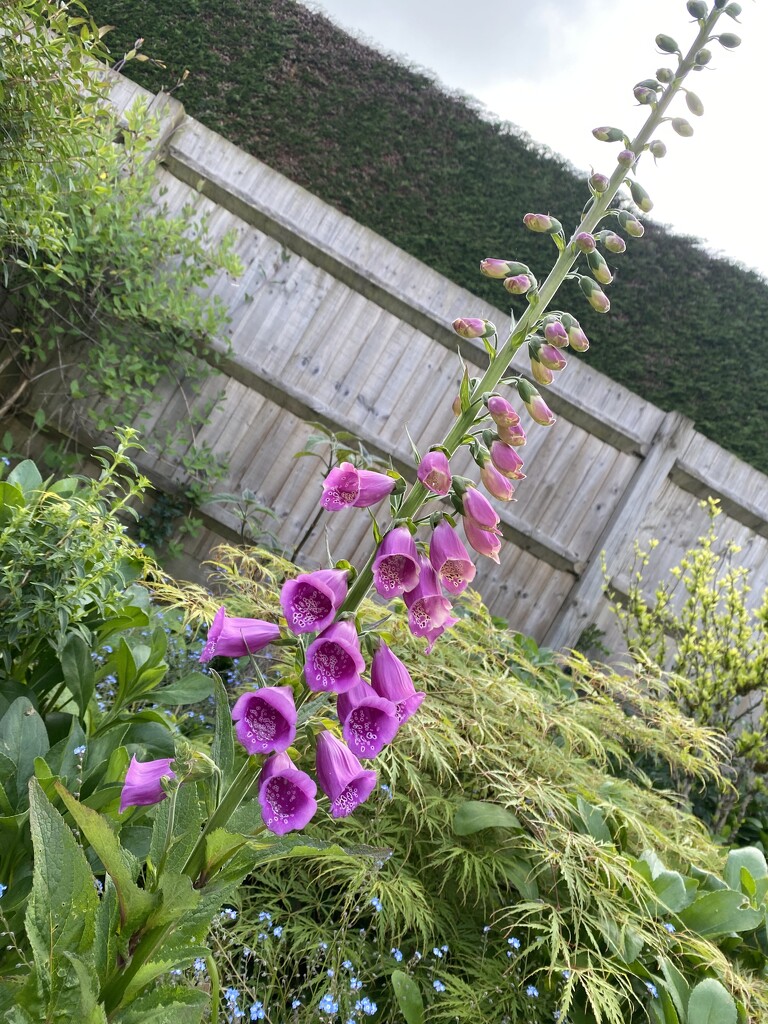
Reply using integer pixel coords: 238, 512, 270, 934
61, 634, 96, 718
576, 796, 612, 844
0, 481, 24, 525
25, 780, 99, 982
111, 986, 207, 1024
678, 889, 764, 937
724, 847, 768, 891
152, 673, 213, 705
144, 870, 200, 932
211, 674, 234, 789
686, 979, 737, 1024
0, 697, 50, 804
652, 870, 692, 912
659, 957, 690, 1021
453, 800, 521, 835
7, 459, 42, 495
391, 970, 424, 1024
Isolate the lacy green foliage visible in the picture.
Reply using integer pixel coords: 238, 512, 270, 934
84, 0, 768, 472
0, 0, 110, 267
161, 546, 768, 1024
608, 500, 768, 840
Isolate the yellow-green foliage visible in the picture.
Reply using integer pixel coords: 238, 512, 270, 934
156, 546, 768, 1024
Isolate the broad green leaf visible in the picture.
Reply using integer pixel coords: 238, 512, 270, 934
453, 800, 521, 835
55, 782, 155, 933
724, 847, 767, 891
144, 870, 200, 931
152, 673, 213, 705
25, 780, 99, 980
499, 854, 539, 899
0, 697, 50, 804
211, 674, 234, 789
60, 635, 95, 718
657, 985, 680, 1024
59, 952, 108, 1022
659, 957, 690, 1020
7, 459, 42, 495
686, 979, 737, 1024
391, 970, 424, 1024
0, 481, 24, 524
112, 986, 207, 1024
652, 870, 692, 912
576, 796, 612, 844
203, 828, 247, 875
678, 889, 763, 937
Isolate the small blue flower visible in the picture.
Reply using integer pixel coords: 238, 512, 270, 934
562, 969, 571, 979
526, 985, 539, 998
350, 977, 363, 991
327, 969, 335, 978
224, 987, 240, 1002
220, 907, 238, 921
249, 1002, 265, 1020
73, 745, 86, 757
319, 993, 339, 1014
342, 960, 354, 970
273, 925, 283, 938
433, 980, 446, 993
441, 944, 449, 952
663, 922, 676, 934
414, 951, 422, 961
391, 947, 403, 962
370, 897, 383, 912
553, 1013, 562, 1021
258, 911, 272, 923
432, 947, 443, 958
319, 941, 329, 950
291, 999, 302, 1009
645, 982, 659, 999
507, 936, 521, 949
194, 957, 207, 973
482, 924, 491, 934
170, 968, 183, 977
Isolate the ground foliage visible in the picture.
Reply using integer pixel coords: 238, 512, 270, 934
154, 545, 768, 1024
84, 0, 768, 473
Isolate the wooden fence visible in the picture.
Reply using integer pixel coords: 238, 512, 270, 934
6, 73, 768, 654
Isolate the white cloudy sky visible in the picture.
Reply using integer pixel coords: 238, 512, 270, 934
300, 0, 765, 279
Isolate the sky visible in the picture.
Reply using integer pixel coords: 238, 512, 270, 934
299, 0, 765, 279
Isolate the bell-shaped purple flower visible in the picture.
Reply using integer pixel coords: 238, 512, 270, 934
428, 520, 476, 595
200, 606, 281, 663
373, 526, 421, 597
336, 682, 399, 759
281, 569, 348, 634
481, 463, 516, 502
304, 620, 365, 693
498, 421, 527, 447
258, 752, 318, 835
462, 487, 500, 531
487, 395, 521, 430
120, 756, 175, 813
321, 461, 395, 511
490, 441, 525, 479
316, 731, 377, 818
464, 519, 502, 564
417, 451, 452, 495
371, 641, 426, 724
404, 556, 458, 653
232, 685, 297, 754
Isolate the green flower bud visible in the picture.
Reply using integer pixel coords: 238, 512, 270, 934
717, 32, 741, 48
587, 250, 613, 286
686, 91, 704, 116
637, 78, 661, 92
592, 126, 625, 142
628, 180, 653, 213
589, 172, 610, 194
523, 213, 563, 234
686, 0, 708, 17
634, 85, 656, 105
656, 34, 680, 54
656, 67, 674, 83
649, 139, 667, 159
602, 232, 626, 254
695, 48, 712, 66
579, 277, 610, 314
725, 3, 742, 19
617, 210, 644, 237
617, 149, 635, 168
672, 117, 694, 137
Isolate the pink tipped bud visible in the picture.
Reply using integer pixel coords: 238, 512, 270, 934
480, 258, 529, 279
489, 440, 525, 479
537, 344, 567, 371
617, 211, 644, 238
686, 91, 704, 116
503, 273, 535, 295
579, 277, 610, 313
523, 213, 563, 235
602, 232, 626, 254
487, 395, 520, 429
573, 232, 596, 253
617, 149, 635, 167
633, 85, 656, 105
587, 250, 613, 286
649, 139, 667, 159
452, 317, 496, 339
671, 117, 694, 137
592, 126, 625, 142
517, 379, 556, 427
567, 324, 590, 352
497, 421, 527, 447
480, 463, 515, 502
417, 451, 452, 496
543, 320, 569, 347
589, 172, 610, 194
530, 358, 554, 387
628, 180, 653, 213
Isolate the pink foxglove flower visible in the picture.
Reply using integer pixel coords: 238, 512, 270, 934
497, 421, 527, 447
372, 526, 421, 597
452, 317, 496, 339
517, 380, 556, 427
487, 396, 520, 429
417, 451, 452, 495
371, 641, 426, 724
259, 752, 317, 835
232, 685, 297, 754
428, 520, 476, 595
281, 569, 348, 634
316, 731, 377, 818
537, 344, 567, 371
120, 756, 175, 813
404, 556, 458, 653
304, 621, 365, 693
199, 607, 280, 663
321, 462, 395, 511
489, 441, 525, 479
463, 519, 502, 563
531, 360, 554, 387
337, 682, 399, 758
462, 487, 500, 532
481, 463, 516, 502
543, 321, 569, 347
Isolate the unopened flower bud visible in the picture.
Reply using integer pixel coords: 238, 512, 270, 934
480, 462, 516, 502
503, 273, 535, 295
566, 323, 590, 352
617, 149, 635, 167
530, 358, 554, 387
480, 258, 529, 279
592, 126, 625, 142
617, 211, 645, 238
523, 213, 563, 234
589, 172, 610, 194
487, 395, 521, 429
725, 3, 742, 19
686, 0, 708, 17
573, 232, 596, 253
452, 394, 462, 416
628, 180, 653, 213
579, 277, 610, 313
649, 139, 667, 159
656, 34, 680, 54
602, 232, 626, 254
587, 250, 613, 286
633, 86, 656, 105
672, 118, 694, 137
717, 32, 741, 48
656, 67, 674, 83
543, 320, 569, 347
498, 421, 527, 446
489, 440, 525, 479
537, 343, 568, 371
517, 379, 556, 427
695, 48, 712, 66
452, 317, 496, 339
685, 91, 704, 116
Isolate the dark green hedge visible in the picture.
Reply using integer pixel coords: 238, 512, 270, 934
91, 0, 768, 473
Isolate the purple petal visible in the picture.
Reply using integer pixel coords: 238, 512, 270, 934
428, 521, 476, 595
321, 463, 360, 511
120, 756, 175, 813
315, 731, 377, 818
353, 469, 396, 508
372, 527, 421, 597
304, 621, 365, 693
201, 608, 280, 662
259, 753, 317, 835
280, 569, 348, 635
231, 685, 297, 754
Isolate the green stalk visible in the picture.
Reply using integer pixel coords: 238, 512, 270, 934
341, 11, 720, 620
